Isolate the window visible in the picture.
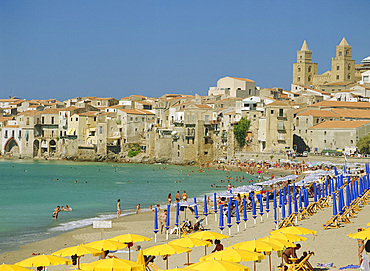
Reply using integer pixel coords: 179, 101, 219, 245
42, 117, 45, 124
348, 64, 351, 70
205, 115, 209, 123
297, 77, 301, 82
298, 67, 301, 72
51, 117, 54, 124
339, 51, 342, 56
308, 75, 311, 82
324, 131, 326, 135
347, 74, 351, 80
346, 50, 349, 56
337, 66, 340, 70
308, 66, 311, 72
94, 117, 97, 121
5, 130, 8, 138
26, 118, 29, 125
76, 117, 78, 121
19, 131, 21, 138
350, 140, 353, 144
192, 114, 195, 123
100, 126, 103, 134
324, 140, 326, 143
270, 110, 274, 115
130, 117, 133, 121
336, 75, 339, 80
279, 109, 284, 117
278, 121, 284, 130
142, 117, 144, 121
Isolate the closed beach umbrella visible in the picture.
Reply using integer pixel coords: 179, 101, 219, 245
346, 184, 350, 208
199, 248, 265, 262
136, 250, 145, 270
317, 183, 321, 200
166, 204, 171, 239
80, 257, 142, 271
175, 202, 180, 229
204, 195, 208, 225
314, 183, 317, 203
288, 189, 292, 217
219, 204, 225, 234
154, 207, 159, 242
169, 237, 211, 263
252, 195, 257, 224
321, 182, 325, 198
0, 264, 32, 271
273, 190, 277, 210
266, 192, 270, 217
281, 198, 285, 220
235, 201, 241, 232
186, 259, 249, 271
143, 244, 191, 269
109, 234, 151, 261
16, 255, 71, 267
243, 198, 248, 229
332, 193, 338, 217
279, 189, 282, 208
193, 198, 199, 220
259, 195, 264, 221
214, 193, 218, 221
227, 201, 232, 235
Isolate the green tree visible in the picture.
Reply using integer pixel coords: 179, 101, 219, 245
357, 134, 370, 154
233, 117, 251, 148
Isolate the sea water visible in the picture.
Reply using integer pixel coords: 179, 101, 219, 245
0, 159, 258, 252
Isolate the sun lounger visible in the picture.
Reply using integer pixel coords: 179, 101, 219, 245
286, 251, 314, 271
322, 214, 341, 229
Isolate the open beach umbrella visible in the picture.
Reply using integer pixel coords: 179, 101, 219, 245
169, 237, 211, 263
199, 248, 265, 262
143, 243, 191, 269
260, 237, 296, 249
277, 226, 317, 236
80, 257, 142, 271
16, 255, 71, 267
52, 244, 102, 268
243, 198, 248, 229
185, 259, 249, 271
0, 264, 32, 271
85, 240, 127, 251
187, 231, 229, 241
219, 204, 225, 234
348, 228, 370, 240
227, 201, 232, 235
109, 234, 151, 260
269, 232, 307, 242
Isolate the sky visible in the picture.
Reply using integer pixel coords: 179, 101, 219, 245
1, 0, 370, 101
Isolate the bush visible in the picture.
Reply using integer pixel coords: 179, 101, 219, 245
233, 117, 251, 148
128, 149, 141, 158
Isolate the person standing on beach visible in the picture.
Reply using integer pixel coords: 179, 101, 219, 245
168, 193, 172, 205
117, 199, 121, 218
175, 191, 180, 203
182, 191, 187, 201
159, 210, 167, 234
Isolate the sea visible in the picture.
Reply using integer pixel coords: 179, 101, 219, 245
0, 159, 258, 253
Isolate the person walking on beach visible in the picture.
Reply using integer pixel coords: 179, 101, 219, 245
117, 199, 121, 218
159, 210, 167, 234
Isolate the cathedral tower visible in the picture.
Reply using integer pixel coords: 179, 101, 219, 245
330, 37, 355, 83
293, 40, 318, 86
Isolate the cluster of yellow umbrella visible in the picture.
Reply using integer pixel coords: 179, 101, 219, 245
347, 227, 370, 240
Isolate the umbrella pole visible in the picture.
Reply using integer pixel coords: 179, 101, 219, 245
155, 232, 157, 243
166, 229, 169, 240
215, 212, 217, 222
187, 252, 190, 265
244, 221, 247, 229
128, 247, 131, 261
204, 245, 207, 256
269, 253, 272, 271
254, 261, 256, 271
205, 216, 208, 225
166, 255, 169, 270
78, 256, 81, 269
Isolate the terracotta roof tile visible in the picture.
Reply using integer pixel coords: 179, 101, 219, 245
229, 77, 255, 83
297, 109, 340, 118
310, 120, 370, 129
118, 109, 155, 115
310, 100, 370, 109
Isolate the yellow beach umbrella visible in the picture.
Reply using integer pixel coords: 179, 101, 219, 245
109, 234, 151, 261
269, 232, 307, 242
80, 258, 142, 271
15, 255, 71, 267
185, 259, 249, 271
367, 222, 370, 226
187, 231, 229, 241
230, 240, 281, 271
167, 269, 196, 271
199, 248, 265, 262
143, 244, 191, 269
85, 240, 127, 251
169, 237, 211, 264
260, 237, 296, 249
277, 226, 317, 236
52, 244, 102, 269
348, 228, 370, 240
0, 264, 32, 271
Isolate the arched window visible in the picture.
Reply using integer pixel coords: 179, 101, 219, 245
308, 66, 311, 72
346, 50, 349, 56
308, 75, 311, 82
347, 74, 351, 80
348, 64, 351, 70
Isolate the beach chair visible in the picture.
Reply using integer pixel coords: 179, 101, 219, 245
147, 262, 161, 271
279, 213, 295, 228
288, 251, 314, 271
322, 214, 341, 229
193, 218, 205, 231
180, 220, 193, 233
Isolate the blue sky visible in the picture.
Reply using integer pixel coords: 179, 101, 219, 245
1, 0, 369, 100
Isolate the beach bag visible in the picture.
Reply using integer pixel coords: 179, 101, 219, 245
365, 240, 370, 253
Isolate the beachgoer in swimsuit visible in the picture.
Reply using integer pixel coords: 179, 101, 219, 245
182, 191, 187, 201
212, 239, 224, 253
282, 244, 301, 264
358, 228, 365, 265
136, 204, 140, 214
168, 193, 172, 205
117, 199, 121, 218
175, 191, 180, 202
52, 206, 61, 219
159, 210, 167, 234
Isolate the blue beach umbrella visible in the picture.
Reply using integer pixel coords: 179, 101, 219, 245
279, 189, 282, 208
242, 198, 248, 229
235, 201, 241, 232
252, 195, 257, 224
321, 182, 325, 198
314, 183, 317, 203
227, 200, 232, 235
282, 198, 286, 220
337, 190, 342, 214
340, 189, 345, 214
326, 176, 329, 197
283, 188, 287, 205
214, 193, 218, 221
332, 193, 338, 217
305, 189, 309, 208
165, 204, 170, 240
299, 190, 303, 212
334, 166, 338, 176
154, 207, 159, 242
204, 195, 208, 225
317, 183, 321, 200
288, 188, 292, 216
175, 202, 179, 227
194, 199, 199, 220
274, 205, 278, 227
345, 184, 350, 208
219, 204, 224, 234
329, 179, 332, 195
273, 190, 277, 210
259, 195, 264, 221
266, 192, 270, 218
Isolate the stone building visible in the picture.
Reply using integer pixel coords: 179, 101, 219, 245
208, 76, 257, 98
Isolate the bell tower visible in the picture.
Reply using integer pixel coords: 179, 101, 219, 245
331, 37, 355, 83
293, 40, 318, 86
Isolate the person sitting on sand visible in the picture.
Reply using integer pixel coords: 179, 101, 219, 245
282, 244, 301, 264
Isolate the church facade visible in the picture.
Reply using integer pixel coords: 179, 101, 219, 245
292, 38, 356, 93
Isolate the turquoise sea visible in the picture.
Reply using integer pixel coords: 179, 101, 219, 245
0, 159, 258, 253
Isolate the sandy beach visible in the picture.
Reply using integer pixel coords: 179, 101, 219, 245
1, 191, 369, 271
